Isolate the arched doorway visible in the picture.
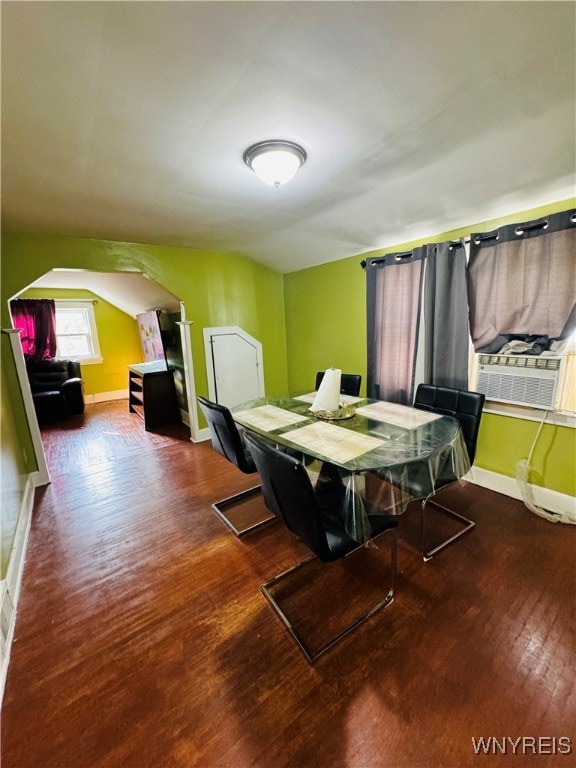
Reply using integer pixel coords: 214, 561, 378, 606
8, 268, 200, 486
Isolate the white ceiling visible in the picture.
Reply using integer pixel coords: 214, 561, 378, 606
2, 1, 575, 274
31, 269, 182, 318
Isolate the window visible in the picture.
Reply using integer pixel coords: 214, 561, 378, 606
467, 208, 576, 421
467, 210, 575, 354
55, 301, 102, 364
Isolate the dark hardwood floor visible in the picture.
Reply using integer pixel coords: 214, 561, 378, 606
2, 401, 575, 768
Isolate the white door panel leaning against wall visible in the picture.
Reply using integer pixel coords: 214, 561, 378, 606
203, 326, 264, 408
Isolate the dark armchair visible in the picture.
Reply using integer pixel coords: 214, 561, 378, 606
26, 359, 85, 423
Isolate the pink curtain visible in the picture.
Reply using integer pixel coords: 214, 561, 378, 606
11, 299, 57, 362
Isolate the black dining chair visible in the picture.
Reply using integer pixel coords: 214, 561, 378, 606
244, 431, 398, 663
410, 384, 485, 561
197, 396, 276, 537
315, 371, 362, 397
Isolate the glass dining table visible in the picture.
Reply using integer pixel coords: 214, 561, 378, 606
231, 393, 470, 543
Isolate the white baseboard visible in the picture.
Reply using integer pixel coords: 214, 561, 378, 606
193, 426, 211, 443
1, 472, 41, 705
466, 466, 576, 522
85, 389, 129, 404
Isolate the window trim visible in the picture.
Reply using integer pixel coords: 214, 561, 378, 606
54, 300, 103, 365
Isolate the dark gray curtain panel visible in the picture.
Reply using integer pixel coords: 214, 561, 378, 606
423, 241, 469, 390
467, 209, 576, 353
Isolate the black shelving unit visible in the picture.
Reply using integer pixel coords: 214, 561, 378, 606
128, 362, 180, 431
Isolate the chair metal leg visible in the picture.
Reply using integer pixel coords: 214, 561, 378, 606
212, 485, 276, 537
261, 530, 397, 663
421, 497, 475, 562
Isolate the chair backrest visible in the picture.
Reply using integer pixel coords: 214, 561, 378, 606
244, 431, 337, 561
197, 396, 255, 474
413, 384, 485, 464
26, 359, 82, 393
315, 371, 362, 397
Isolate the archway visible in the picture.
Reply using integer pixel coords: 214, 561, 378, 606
8, 268, 200, 486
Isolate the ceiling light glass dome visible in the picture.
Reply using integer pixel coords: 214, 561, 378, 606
243, 140, 307, 187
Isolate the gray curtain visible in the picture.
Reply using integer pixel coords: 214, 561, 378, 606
423, 241, 469, 390
367, 241, 469, 405
467, 209, 576, 352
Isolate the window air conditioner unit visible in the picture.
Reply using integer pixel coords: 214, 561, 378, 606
474, 354, 564, 410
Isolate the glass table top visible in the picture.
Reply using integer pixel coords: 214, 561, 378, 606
232, 394, 469, 476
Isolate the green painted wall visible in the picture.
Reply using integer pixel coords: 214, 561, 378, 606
284, 197, 576, 497
18, 288, 142, 396
1, 231, 289, 403
285, 257, 367, 396
479, 413, 576, 497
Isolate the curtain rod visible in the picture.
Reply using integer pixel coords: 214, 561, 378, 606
470, 218, 553, 246
361, 238, 471, 269
12, 298, 99, 304
360, 211, 575, 269
53, 298, 99, 304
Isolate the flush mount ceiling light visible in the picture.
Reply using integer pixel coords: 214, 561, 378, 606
243, 140, 307, 187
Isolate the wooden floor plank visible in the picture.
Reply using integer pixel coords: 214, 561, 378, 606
2, 401, 575, 767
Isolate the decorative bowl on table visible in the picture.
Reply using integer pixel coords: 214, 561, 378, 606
308, 403, 356, 421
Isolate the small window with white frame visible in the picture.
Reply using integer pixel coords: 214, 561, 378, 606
55, 300, 103, 364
